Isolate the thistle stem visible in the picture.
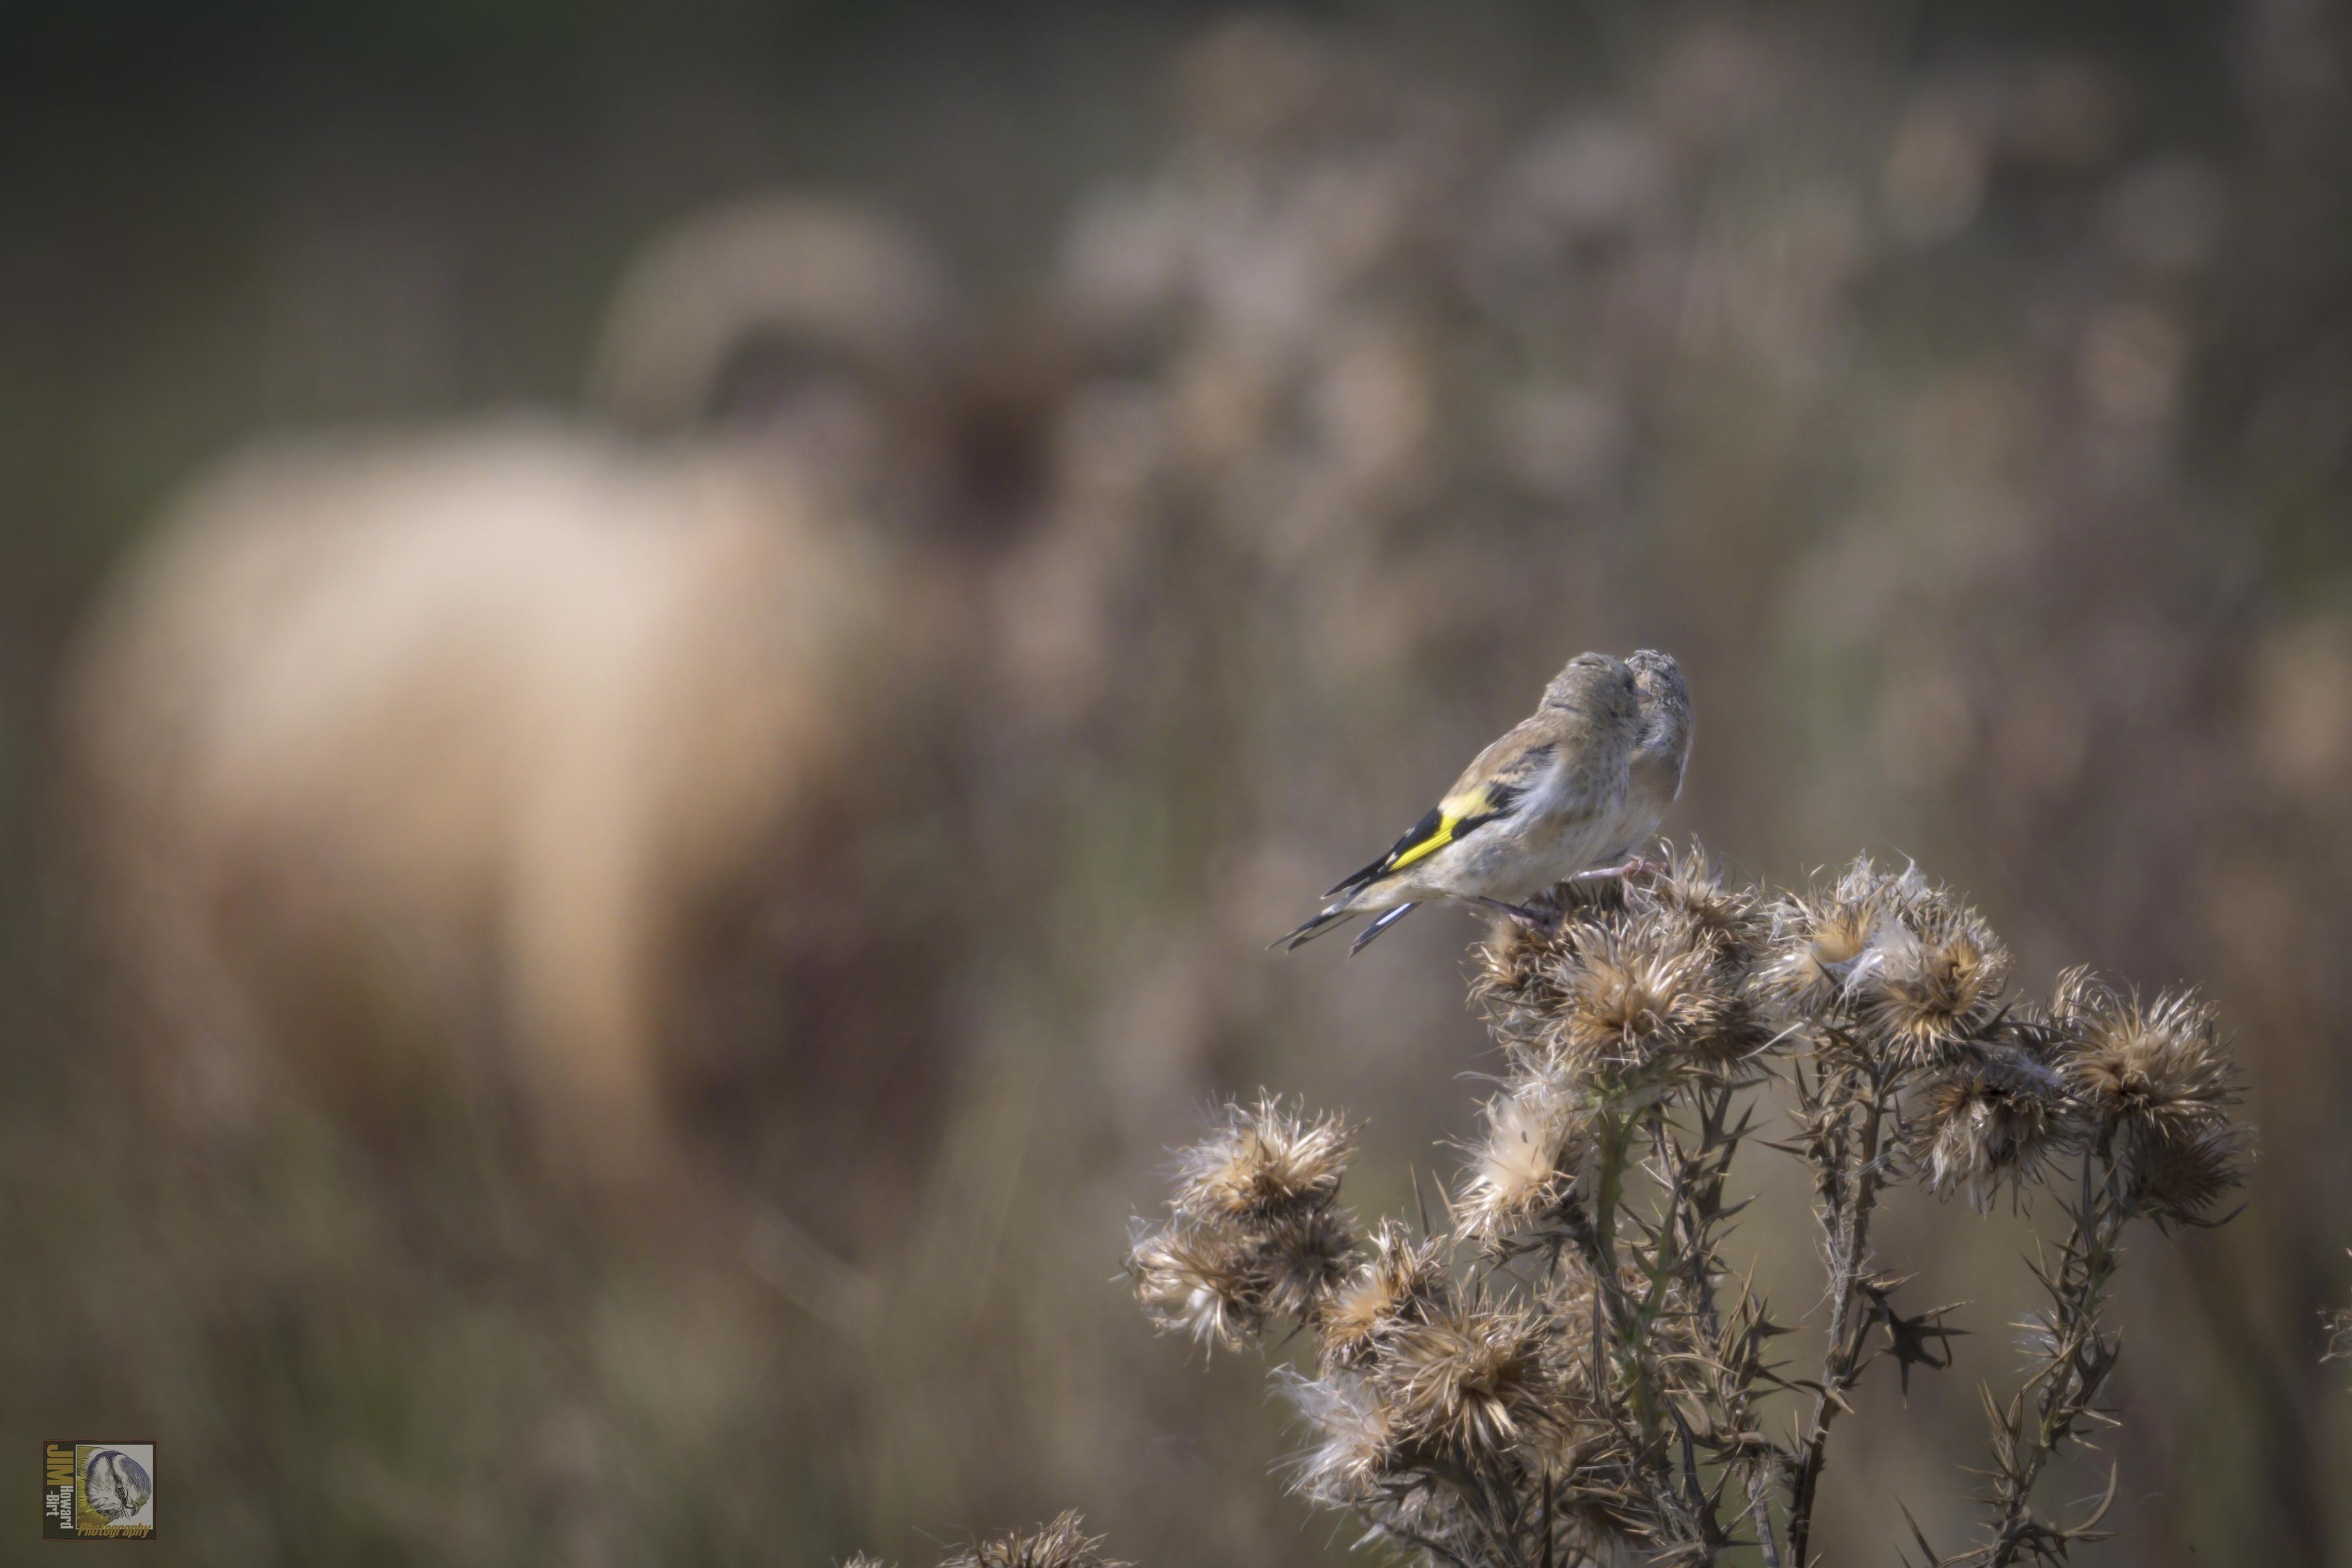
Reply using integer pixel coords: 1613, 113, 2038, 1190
1657, 1099, 1781, 1567
1748, 1469, 1787, 1568
1983, 1151, 2127, 1566
1785, 1065, 1893, 1567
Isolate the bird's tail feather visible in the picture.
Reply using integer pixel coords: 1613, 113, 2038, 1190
1347, 901, 1420, 955
1272, 905, 1358, 951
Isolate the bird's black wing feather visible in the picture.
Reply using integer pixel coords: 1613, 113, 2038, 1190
1322, 769, 1538, 899
1326, 807, 1444, 897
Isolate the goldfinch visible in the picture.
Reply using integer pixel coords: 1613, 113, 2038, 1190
1278, 649, 1692, 955
1624, 647, 1694, 846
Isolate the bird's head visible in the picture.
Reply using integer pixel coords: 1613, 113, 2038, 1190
1627, 648, 1694, 771
1542, 651, 1637, 717
1627, 649, 1688, 708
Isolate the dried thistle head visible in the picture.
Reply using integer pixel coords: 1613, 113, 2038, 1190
2057, 980, 2235, 1127
1554, 917, 1761, 1073
1635, 840, 1769, 969
1126, 1221, 1269, 1349
939, 1513, 1125, 1568
1476, 913, 1559, 994
1174, 1093, 1354, 1223
1914, 1043, 2073, 1211
1857, 892, 2012, 1063
1756, 856, 1897, 1016
1372, 1297, 1575, 1458
2117, 1120, 2255, 1225
1454, 1068, 1592, 1245
1258, 1207, 1358, 1320
1316, 1218, 1446, 1367
1128, 1205, 1354, 1347
1470, 928, 1584, 1062
1278, 1368, 1399, 1509
2324, 1258, 2351, 1369
1470, 875, 1642, 1029
2054, 977, 2251, 1221
1131, 1095, 1360, 1347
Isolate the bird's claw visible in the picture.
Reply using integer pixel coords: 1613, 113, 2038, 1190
1569, 855, 1663, 886
1473, 896, 1556, 930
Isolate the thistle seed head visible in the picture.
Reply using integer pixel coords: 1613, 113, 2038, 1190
1174, 1093, 1354, 1223
1278, 1368, 1400, 1508
1372, 1298, 1574, 1459
1856, 894, 2012, 1062
1636, 840, 1770, 969
2115, 1119, 2255, 1224
1756, 856, 1895, 1016
1454, 1069, 1593, 1245
1316, 1218, 1446, 1367
2057, 982, 2236, 1126
1555, 919, 1760, 1071
2050, 977, 2251, 1221
1258, 1207, 1358, 1320
939, 1514, 1126, 1568
1126, 1221, 1270, 1349
1915, 1045, 2072, 1210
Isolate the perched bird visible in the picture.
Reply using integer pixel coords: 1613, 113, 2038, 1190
1624, 647, 1694, 845
1278, 649, 1692, 955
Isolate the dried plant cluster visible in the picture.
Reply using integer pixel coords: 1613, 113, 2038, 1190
1127, 846, 2255, 1567
850, 1512, 1126, 1568
2326, 1260, 2352, 1375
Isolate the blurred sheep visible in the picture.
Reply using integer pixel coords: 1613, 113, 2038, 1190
65, 198, 958, 1220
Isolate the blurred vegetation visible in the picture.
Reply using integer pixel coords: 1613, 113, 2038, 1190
3, 3, 2350, 1567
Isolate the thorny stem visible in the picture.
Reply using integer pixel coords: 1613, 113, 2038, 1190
1785, 1059, 1895, 1568
1748, 1469, 1787, 1568
1588, 1090, 1726, 1561
1588, 1105, 1665, 1450
1981, 1146, 2129, 1567
1422, 1453, 1517, 1568
1656, 1096, 1785, 1568
1385, 1523, 1478, 1568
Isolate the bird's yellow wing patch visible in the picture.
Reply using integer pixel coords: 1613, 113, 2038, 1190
1383, 782, 1506, 872
1384, 810, 1460, 872
1324, 781, 1528, 899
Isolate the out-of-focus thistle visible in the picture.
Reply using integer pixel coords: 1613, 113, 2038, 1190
939, 1514, 1127, 1568
1126, 844, 2255, 1567
848, 1513, 1131, 1568
2325, 1257, 2352, 1377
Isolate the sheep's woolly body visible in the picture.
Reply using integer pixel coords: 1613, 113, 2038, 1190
69, 424, 896, 1197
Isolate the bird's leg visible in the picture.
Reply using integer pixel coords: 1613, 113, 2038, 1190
1472, 895, 1554, 928
1569, 855, 1664, 885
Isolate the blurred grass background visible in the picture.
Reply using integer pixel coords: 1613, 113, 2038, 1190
3, 1, 2350, 1564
